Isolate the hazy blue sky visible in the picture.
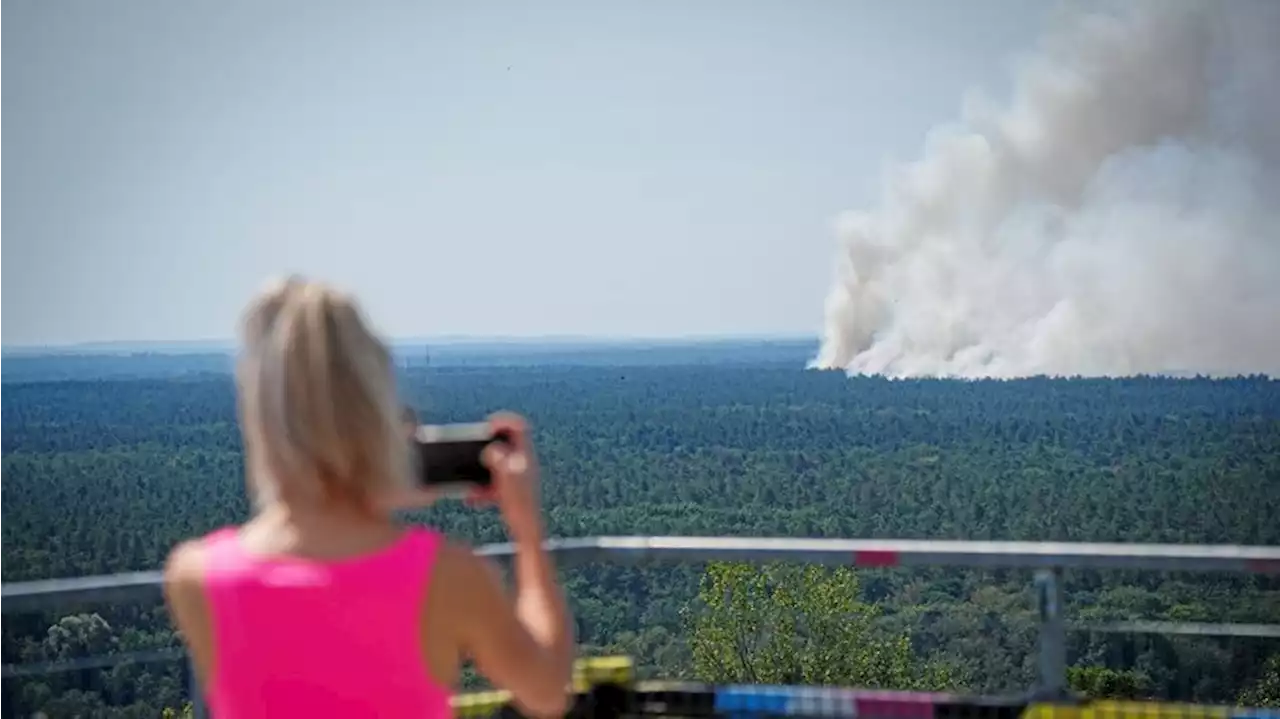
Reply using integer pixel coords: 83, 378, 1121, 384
4, 0, 1052, 346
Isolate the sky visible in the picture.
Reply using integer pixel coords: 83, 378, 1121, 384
3, 0, 1054, 347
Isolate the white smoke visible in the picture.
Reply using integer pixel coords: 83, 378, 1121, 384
814, 0, 1280, 378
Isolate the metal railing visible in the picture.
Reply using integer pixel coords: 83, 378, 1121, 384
4, 535, 1279, 717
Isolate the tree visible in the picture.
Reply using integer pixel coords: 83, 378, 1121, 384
41, 613, 117, 662
162, 702, 195, 719
1067, 666, 1150, 699
1239, 654, 1280, 708
683, 562, 956, 690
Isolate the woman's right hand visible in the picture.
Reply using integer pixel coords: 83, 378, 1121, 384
479, 412, 545, 544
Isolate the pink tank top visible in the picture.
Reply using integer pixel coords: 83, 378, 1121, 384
199, 526, 452, 718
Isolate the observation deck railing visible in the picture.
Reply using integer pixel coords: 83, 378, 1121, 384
4, 536, 1279, 718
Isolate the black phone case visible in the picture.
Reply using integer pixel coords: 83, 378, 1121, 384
412, 424, 512, 490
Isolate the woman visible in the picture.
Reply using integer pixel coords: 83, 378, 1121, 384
163, 276, 575, 718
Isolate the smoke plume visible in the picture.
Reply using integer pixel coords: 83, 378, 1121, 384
814, 0, 1280, 378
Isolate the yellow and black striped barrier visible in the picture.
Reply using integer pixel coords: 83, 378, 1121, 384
1022, 702, 1239, 719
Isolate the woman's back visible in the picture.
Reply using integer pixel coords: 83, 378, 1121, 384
166, 277, 574, 717
196, 525, 450, 718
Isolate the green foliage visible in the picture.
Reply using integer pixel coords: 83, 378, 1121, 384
161, 703, 195, 719
1238, 654, 1280, 708
1068, 666, 1150, 699
2, 353, 1278, 716
686, 562, 958, 690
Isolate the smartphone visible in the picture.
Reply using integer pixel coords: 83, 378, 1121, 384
411, 422, 511, 493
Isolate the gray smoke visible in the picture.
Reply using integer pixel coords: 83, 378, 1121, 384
813, 0, 1280, 378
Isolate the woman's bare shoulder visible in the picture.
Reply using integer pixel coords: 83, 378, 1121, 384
433, 537, 495, 584
163, 540, 211, 627
164, 539, 206, 583
427, 536, 513, 625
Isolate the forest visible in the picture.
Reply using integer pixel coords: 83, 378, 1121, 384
2, 344, 1279, 717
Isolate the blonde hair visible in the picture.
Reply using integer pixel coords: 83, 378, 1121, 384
235, 276, 410, 509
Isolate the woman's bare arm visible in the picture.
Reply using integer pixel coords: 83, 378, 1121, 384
444, 412, 575, 716
443, 541, 575, 718
162, 541, 216, 690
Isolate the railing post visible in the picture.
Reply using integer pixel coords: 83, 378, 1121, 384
1034, 568, 1068, 699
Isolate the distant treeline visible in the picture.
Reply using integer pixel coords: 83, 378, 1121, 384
0, 338, 818, 382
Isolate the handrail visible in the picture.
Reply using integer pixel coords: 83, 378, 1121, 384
1074, 620, 1280, 638
1, 648, 185, 679
4, 535, 1279, 613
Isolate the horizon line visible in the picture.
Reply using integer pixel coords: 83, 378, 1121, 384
2, 333, 821, 355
